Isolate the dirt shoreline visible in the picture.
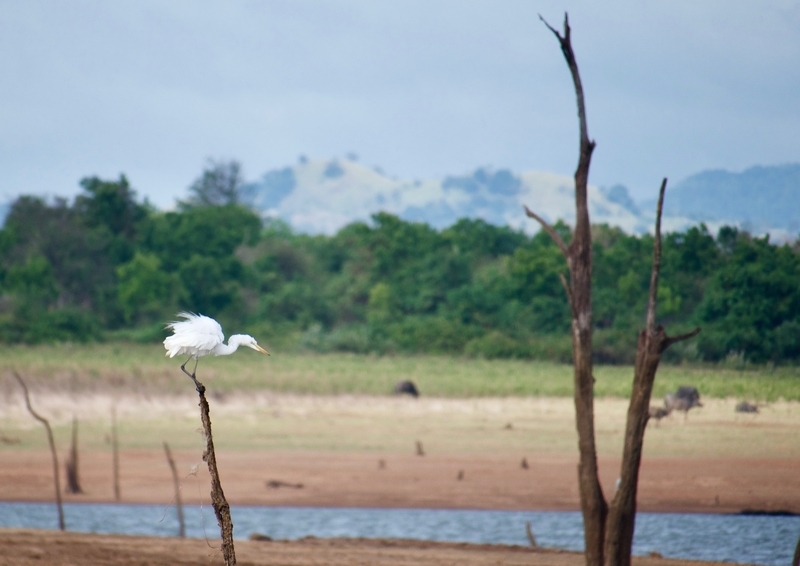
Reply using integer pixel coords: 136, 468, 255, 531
0, 528, 732, 566
2, 449, 798, 515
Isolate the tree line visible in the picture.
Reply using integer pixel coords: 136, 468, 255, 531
1, 171, 798, 365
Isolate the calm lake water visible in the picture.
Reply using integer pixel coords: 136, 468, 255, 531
1, 502, 797, 566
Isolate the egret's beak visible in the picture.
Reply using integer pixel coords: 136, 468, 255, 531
253, 344, 270, 355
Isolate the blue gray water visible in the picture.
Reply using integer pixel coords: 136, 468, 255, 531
1, 502, 797, 565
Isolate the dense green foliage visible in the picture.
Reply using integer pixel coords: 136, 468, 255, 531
1, 175, 799, 364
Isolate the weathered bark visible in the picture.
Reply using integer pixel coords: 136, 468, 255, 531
603, 181, 700, 566
163, 441, 186, 538
111, 406, 121, 502
65, 416, 83, 494
196, 380, 236, 565
531, 14, 607, 566
12, 370, 65, 530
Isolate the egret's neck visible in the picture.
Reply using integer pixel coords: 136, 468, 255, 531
212, 335, 247, 356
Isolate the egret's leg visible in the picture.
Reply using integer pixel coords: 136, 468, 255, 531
180, 356, 203, 391
180, 356, 194, 378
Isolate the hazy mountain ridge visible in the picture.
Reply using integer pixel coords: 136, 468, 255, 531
2, 161, 796, 238
242, 157, 647, 235
241, 159, 799, 238
649, 163, 800, 235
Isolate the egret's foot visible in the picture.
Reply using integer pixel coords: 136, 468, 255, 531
191, 374, 204, 394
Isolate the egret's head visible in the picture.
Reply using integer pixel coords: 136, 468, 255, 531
232, 334, 270, 355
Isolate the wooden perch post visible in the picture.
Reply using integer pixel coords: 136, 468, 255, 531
195, 379, 236, 565
12, 370, 64, 530
163, 441, 186, 538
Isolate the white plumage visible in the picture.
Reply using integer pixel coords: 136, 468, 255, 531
164, 312, 268, 387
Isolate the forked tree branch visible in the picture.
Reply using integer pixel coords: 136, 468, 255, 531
645, 179, 668, 335
662, 327, 702, 351
523, 205, 569, 258
558, 272, 573, 305
537, 14, 606, 566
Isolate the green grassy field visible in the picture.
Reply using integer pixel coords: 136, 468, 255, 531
1, 343, 799, 401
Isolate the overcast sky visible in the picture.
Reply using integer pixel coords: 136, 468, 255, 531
1, 1, 798, 209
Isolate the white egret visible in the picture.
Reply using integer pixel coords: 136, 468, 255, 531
164, 312, 269, 389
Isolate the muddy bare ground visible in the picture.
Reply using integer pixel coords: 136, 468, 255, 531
1, 394, 798, 564
1, 450, 798, 514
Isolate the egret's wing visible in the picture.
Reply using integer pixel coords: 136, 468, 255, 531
164, 312, 225, 357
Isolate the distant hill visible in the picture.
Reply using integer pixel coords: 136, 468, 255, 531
241, 158, 800, 238
240, 157, 646, 235
653, 163, 800, 236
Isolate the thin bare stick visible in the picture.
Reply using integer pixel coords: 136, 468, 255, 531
65, 416, 83, 494
111, 405, 121, 502
12, 370, 64, 530
523, 205, 569, 257
195, 379, 236, 565
525, 521, 538, 548
163, 441, 186, 538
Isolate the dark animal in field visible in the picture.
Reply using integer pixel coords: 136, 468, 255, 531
415, 440, 425, 456
265, 480, 304, 489
664, 386, 703, 417
648, 406, 670, 426
393, 380, 420, 397
735, 401, 759, 413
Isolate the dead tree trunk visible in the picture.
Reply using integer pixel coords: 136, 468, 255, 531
163, 441, 186, 538
195, 380, 236, 565
527, 14, 607, 565
111, 406, 121, 502
65, 416, 83, 494
603, 182, 700, 566
528, 14, 702, 566
11, 370, 65, 530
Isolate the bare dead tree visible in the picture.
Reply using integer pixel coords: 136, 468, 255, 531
163, 441, 186, 538
65, 416, 83, 494
529, 14, 700, 566
603, 182, 700, 566
111, 405, 121, 502
11, 370, 64, 530
195, 379, 236, 565
527, 14, 607, 565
